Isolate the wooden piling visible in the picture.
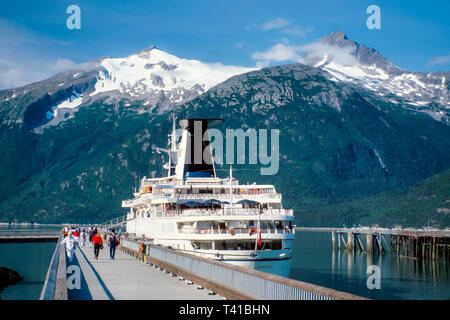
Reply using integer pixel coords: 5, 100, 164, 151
432, 237, 436, 259
367, 234, 373, 253
347, 232, 354, 251
338, 232, 341, 249
356, 234, 365, 251
332, 231, 336, 250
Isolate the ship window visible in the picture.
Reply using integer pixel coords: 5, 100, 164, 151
191, 241, 212, 250
265, 240, 282, 250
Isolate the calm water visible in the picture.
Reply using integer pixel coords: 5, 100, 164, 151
0, 227, 449, 299
290, 231, 450, 300
0, 225, 59, 300
0, 242, 56, 299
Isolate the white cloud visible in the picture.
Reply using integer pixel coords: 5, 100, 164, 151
251, 38, 358, 68
252, 43, 303, 67
428, 55, 450, 66
299, 42, 357, 66
261, 18, 290, 31
0, 58, 82, 89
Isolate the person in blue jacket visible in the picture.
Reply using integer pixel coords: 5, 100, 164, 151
109, 229, 118, 260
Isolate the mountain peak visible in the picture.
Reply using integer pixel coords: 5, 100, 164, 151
326, 31, 348, 41
301, 32, 448, 114
306, 31, 400, 74
141, 45, 158, 52
319, 31, 356, 49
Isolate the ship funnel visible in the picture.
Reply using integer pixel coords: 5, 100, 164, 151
176, 118, 223, 180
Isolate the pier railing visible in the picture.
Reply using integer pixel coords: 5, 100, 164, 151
40, 233, 68, 300
119, 238, 366, 300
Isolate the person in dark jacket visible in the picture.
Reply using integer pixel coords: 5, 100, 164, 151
109, 229, 117, 259
88, 227, 95, 248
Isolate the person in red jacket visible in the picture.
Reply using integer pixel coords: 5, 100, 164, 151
92, 232, 103, 260
73, 229, 80, 245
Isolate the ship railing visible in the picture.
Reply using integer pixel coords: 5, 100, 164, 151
174, 193, 282, 201
179, 226, 294, 235
149, 193, 282, 201
102, 215, 128, 229
157, 208, 293, 218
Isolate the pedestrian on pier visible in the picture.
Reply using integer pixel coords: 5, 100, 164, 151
109, 229, 118, 260
88, 227, 95, 248
92, 232, 103, 260
61, 232, 76, 263
81, 229, 86, 247
73, 229, 80, 244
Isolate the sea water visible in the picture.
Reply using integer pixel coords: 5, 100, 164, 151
0, 241, 56, 299
290, 231, 450, 299
0, 225, 59, 300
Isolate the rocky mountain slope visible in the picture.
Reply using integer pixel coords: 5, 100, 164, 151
0, 47, 254, 133
0, 33, 449, 227
303, 31, 449, 124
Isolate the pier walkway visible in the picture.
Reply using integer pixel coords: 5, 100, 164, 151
41, 233, 366, 300
69, 244, 222, 300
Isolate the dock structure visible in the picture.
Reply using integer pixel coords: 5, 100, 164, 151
40, 234, 366, 300
0, 229, 60, 243
326, 227, 450, 260
390, 233, 450, 260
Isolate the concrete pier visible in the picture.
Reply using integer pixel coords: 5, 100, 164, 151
67, 244, 222, 300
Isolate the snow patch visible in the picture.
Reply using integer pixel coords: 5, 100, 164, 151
373, 149, 386, 169
47, 91, 83, 119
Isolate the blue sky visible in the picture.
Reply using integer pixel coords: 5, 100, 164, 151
0, 0, 449, 89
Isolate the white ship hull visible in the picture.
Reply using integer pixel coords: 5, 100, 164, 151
126, 213, 294, 278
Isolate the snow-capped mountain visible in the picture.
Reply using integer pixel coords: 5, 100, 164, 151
92, 46, 256, 110
1, 34, 448, 134
302, 31, 449, 123
0, 47, 255, 132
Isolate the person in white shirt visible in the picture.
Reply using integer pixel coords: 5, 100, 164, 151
81, 229, 86, 247
61, 232, 77, 263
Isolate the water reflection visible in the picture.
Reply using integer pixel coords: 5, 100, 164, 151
290, 231, 450, 299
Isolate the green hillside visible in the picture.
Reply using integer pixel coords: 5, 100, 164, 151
294, 168, 450, 228
0, 63, 449, 227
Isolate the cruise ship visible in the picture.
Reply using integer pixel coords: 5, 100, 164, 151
122, 118, 295, 277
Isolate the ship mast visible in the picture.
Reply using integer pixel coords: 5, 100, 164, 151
166, 114, 177, 178
171, 114, 177, 152
229, 165, 232, 204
